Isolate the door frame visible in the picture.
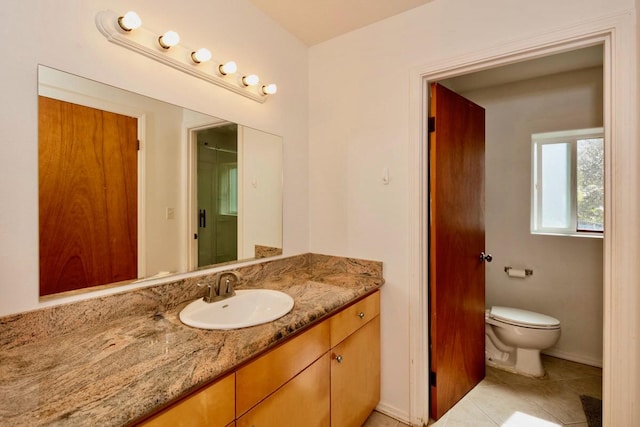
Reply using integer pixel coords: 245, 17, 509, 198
408, 13, 635, 426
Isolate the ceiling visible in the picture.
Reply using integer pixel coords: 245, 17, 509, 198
248, 0, 434, 46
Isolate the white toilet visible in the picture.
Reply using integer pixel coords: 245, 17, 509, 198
485, 306, 561, 377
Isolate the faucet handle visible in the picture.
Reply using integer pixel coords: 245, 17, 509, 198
218, 271, 241, 295
222, 277, 233, 294
196, 282, 217, 303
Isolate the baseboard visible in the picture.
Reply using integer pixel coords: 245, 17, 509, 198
543, 348, 603, 368
375, 401, 412, 425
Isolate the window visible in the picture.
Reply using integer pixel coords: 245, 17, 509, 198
218, 163, 238, 216
531, 128, 604, 236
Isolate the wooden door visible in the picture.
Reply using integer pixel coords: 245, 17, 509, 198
39, 96, 138, 296
429, 83, 486, 420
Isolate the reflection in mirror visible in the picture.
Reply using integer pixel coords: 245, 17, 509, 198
38, 65, 283, 297
196, 124, 239, 266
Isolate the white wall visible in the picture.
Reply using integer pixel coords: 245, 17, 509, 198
1, 0, 638, 424
0, 0, 308, 315
462, 67, 604, 366
309, 0, 635, 422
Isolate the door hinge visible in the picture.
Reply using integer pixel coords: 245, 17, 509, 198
428, 117, 436, 133
194, 233, 198, 240
137, 140, 141, 151
430, 371, 437, 387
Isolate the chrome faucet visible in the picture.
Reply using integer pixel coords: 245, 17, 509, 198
198, 271, 242, 303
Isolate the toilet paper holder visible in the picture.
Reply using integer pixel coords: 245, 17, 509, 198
504, 266, 533, 276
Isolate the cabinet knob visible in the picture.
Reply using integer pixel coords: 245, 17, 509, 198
335, 355, 343, 363
358, 312, 365, 319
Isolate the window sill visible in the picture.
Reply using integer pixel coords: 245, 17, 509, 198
531, 230, 603, 239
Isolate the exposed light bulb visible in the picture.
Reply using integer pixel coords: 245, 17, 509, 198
117, 11, 142, 32
261, 83, 277, 95
191, 48, 212, 64
218, 61, 238, 76
158, 31, 180, 49
242, 74, 259, 87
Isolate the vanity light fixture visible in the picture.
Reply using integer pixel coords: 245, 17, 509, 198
191, 48, 212, 64
218, 61, 238, 76
95, 10, 277, 102
117, 11, 142, 32
242, 74, 260, 87
158, 30, 180, 49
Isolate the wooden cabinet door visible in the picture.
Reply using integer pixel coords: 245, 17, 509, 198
139, 374, 235, 427
236, 321, 330, 416
331, 316, 381, 427
236, 353, 330, 427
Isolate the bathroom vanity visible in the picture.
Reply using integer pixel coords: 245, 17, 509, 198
141, 291, 380, 426
0, 254, 383, 427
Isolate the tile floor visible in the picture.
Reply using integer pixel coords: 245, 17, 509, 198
362, 356, 602, 427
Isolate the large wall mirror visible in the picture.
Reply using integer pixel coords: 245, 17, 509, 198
38, 65, 283, 297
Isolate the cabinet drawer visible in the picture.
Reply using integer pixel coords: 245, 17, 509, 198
139, 373, 235, 427
236, 353, 330, 427
329, 291, 380, 347
236, 321, 330, 416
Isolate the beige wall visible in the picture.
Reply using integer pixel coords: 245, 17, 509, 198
309, 0, 635, 422
1, 0, 638, 424
462, 67, 604, 366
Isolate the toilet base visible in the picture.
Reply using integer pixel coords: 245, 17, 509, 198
486, 347, 546, 378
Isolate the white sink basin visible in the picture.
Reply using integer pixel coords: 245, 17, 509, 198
179, 289, 294, 330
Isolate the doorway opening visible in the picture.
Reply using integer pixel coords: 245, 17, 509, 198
428, 44, 604, 421
409, 31, 615, 425
195, 123, 239, 267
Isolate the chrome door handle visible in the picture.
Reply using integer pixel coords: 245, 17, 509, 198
480, 252, 493, 262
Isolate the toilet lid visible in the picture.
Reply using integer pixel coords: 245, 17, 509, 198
490, 306, 560, 328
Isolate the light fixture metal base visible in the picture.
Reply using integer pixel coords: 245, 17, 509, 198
95, 10, 267, 103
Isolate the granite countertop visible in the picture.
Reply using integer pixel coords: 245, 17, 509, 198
0, 254, 383, 426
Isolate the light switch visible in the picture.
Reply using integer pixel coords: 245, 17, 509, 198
382, 167, 390, 185
166, 207, 175, 220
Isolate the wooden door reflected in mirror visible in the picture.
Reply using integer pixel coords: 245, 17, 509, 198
39, 96, 138, 296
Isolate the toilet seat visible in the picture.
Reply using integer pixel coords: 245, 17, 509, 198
490, 306, 560, 330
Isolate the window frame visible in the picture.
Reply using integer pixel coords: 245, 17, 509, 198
531, 127, 604, 238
